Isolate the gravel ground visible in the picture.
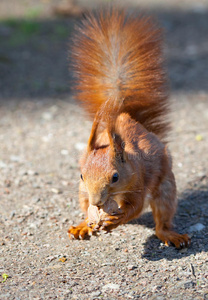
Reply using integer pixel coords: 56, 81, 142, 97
0, 1, 208, 299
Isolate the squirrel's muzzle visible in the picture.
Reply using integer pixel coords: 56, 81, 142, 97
89, 190, 108, 207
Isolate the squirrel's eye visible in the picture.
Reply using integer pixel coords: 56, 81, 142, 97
112, 172, 119, 183
80, 174, 84, 181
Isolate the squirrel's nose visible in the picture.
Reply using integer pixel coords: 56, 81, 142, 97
89, 191, 108, 207
89, 195, 103, 207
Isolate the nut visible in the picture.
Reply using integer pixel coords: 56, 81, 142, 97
88, 199, 119, 224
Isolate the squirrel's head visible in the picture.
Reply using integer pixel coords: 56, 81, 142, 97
80, 124, 137, 207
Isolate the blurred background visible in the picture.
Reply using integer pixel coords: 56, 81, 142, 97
0, 0, 208, 101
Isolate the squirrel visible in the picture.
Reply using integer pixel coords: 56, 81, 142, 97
68, 9, 191, 249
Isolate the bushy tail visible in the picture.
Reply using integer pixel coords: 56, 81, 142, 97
71, 9, 169, 139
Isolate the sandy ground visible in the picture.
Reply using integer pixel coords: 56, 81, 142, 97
0, 1, 208, 299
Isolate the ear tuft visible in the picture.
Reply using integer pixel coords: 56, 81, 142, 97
87, 118, 99, 152
112, 133, 124, 152
111, 133, 125, 163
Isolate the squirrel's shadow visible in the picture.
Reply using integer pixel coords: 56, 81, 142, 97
129, 187, 208, 261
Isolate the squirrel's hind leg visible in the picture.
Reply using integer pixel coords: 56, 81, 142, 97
150, 172, 191, 249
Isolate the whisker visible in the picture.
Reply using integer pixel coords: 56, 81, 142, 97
110, 190, 142, 196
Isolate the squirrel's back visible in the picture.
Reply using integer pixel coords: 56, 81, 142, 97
71, 9, 169, 139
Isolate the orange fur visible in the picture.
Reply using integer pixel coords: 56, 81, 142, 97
68, 9, 190, 249
71, 9, 169, 139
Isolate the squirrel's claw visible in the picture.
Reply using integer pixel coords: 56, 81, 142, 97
157, 230, 191, 249
68, 222, 99, 240
68, 226, 80, 239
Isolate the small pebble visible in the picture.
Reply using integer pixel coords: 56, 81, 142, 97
91, 291, 101, 297
128, 265, 137, 271
10, 211, 15, 219
60, 149, 69, 155
51, 188, 62, 194
0, 161, 7, 168
27, 170, 39, 176
10, 155, 21, 162
75, 142, 86, 151
42, 112, 53, 120
189, 223, 205, 232
46, 256, 57, 262
102, 283, 120, 291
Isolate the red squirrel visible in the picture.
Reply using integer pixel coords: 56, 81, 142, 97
68, 9, 191, 248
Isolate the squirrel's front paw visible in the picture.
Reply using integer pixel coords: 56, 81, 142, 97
99, 212, 125, 232
68, 220, 98, 240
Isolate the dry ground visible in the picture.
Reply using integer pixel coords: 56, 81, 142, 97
0, 1, 208, 299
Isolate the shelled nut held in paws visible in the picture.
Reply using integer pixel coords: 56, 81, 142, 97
88, 199, 119, 224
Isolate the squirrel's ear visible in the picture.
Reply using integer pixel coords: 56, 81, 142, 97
87, 119, 99, 151
109, 132, 126, 163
